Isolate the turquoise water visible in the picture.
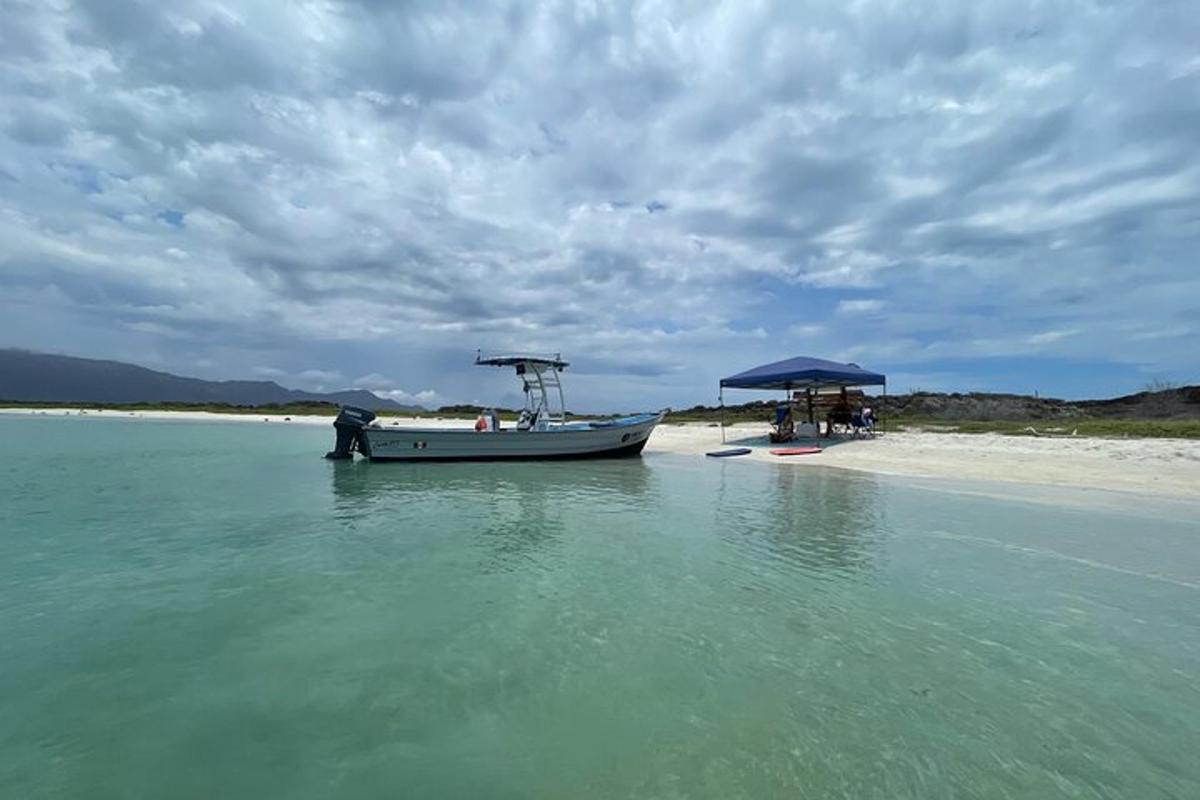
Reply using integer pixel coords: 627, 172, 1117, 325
1, 416, 1198, 799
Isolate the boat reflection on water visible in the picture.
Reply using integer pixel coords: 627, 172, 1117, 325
330, 457, 656, 504
330, 455, 885, 581
330, 458, 659, 572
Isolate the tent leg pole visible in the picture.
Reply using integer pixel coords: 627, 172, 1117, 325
882, 381, 887, 434
720, 387, 725, 444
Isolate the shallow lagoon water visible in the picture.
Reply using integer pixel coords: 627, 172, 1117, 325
1, 416, 1198, 798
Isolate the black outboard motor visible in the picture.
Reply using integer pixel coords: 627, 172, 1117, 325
324, 406, 376, 460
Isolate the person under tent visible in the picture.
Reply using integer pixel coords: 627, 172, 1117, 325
825, 388, 853, 438
770, 404, 795, 443
851, 404, 876, 437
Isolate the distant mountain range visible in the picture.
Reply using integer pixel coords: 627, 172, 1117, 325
0, 350, 422, 412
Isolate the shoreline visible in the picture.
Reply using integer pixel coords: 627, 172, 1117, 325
5, 408, 1199, 500
650, 423, 1200, 501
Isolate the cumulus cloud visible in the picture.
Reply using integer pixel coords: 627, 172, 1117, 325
298, 369, 343, 384
1026, 329, 1079, 346
377, 388, 442, 407
351, 372, 441, 407
837, 300, 887, 315
1, 0, 1198, 407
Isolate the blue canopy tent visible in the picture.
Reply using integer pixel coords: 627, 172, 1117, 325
718, 356, 886, 441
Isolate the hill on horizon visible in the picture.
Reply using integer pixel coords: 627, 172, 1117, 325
0, 350, 422, 412
679, 385, 1200, 422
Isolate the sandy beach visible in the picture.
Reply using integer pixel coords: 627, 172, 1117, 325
6, 408, 1199, 499
652, 422, 1200, 500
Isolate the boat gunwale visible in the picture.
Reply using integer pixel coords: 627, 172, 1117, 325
363, 412, 663, 436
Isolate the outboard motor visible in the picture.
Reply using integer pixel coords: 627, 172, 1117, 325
324, 406, 376, 460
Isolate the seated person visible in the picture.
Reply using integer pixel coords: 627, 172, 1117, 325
850, 405, 875, 436
769, 404, 795, 443
516, 408, 537, 431
475, 408, 502, 432
825, 389, 853, 438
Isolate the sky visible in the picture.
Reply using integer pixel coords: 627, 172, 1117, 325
2, 0, 1198, 412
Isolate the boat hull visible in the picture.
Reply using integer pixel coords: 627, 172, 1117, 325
357, 413, 664, 462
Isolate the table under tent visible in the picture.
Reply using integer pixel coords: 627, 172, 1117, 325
718, 356, 887, 442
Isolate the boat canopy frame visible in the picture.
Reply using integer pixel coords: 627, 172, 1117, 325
476, 352, 569, 426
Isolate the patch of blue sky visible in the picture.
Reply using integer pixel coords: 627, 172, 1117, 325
156, 209, 185, 228
735, 277, 868, 328
53, 161, 103, 194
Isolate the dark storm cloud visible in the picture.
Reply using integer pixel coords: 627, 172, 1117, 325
1, 0, 1198, 406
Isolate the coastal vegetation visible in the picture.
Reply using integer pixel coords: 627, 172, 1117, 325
659, 386, 1200, 439
662, 405, 1200, 439
886, 417, 1200, 439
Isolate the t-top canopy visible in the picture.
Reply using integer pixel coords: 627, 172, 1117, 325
476, 353, 569, 369
721, 356, 885, 390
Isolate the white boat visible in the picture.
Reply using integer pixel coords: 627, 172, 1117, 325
325, 354, 666, 462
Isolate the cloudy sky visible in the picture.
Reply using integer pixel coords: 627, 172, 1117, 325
2, 0, 1198, 410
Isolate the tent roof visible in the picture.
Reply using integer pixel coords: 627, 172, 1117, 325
721, 355, 885, 390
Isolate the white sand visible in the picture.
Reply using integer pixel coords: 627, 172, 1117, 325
6, 409, 1199, 499
652, 422, 1200, 499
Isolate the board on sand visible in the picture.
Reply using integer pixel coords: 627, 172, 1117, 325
770, 447, 822, 456
706, 448, 752, 458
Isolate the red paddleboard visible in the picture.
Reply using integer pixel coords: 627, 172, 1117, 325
770, 447, 822, 456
